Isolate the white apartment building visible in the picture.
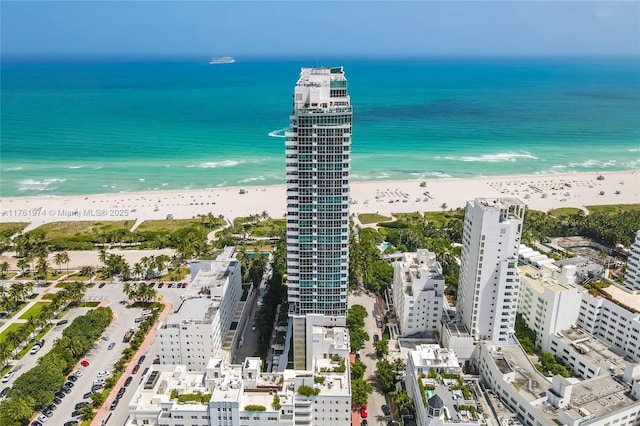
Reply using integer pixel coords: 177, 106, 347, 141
157, 249, 242, 370
625, 230, 640, 291
392, 249, 445, 336
576, 289, 640, 362
517, 264, 581, 352
548, 327, 628, 380
404, 345, 479, 426
457, 198, 525, 343
285, 66, 351, 318
478, 343, 640, 426
128, 327, 351, 426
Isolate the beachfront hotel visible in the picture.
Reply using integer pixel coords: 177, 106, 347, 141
457, 198, 525, 344
285, 66, 352, 368
624, 230, 640, 291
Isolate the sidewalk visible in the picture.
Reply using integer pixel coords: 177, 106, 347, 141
91, 300, 172, 426
0, 278, 63, 334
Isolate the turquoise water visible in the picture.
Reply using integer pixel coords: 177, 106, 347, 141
2, 57, 639, 197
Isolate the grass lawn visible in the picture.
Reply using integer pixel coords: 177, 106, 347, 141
0, 323, 25, 344
136, 218, 223, 233
159, 267, 190, 282
586, 204, 640, 214
63, 273, 93, 281
549, 207, 582, 217
424, 210, 464, 226
32, 220, 135, 239
358, 213, 392, 225
76, 301, 100, 307
19, 301, 51, 320
0, 222, 29, 237
233, 217, 285, 237
18, 271, 65, 281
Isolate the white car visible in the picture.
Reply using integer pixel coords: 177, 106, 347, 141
93, 378, 105, 385
73, 369, 83, 377
1, 372, 14, 383
38, 414, 48, 422
96, 370, 110, 378
30, 345, 41, 355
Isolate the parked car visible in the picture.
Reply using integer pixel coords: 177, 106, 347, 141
361, 421, 368, 426
116, 387, 126, 399
37, 414, 48, 423
153, 357, 160, 364
64, 421, 79, 426
31, 421, 43, 426
46, 404, 57, 411
30, 345, 41, 355
158, 283, 164, 288
80, 360, 90, 367
373, 334, 380, 342
96, 370, 110, 378
73, 369, 82, 377
108, 343, 115, 350
361, 404, 368, 418
101, 335, 109, 341
62, 386, 72, 394
74, 401, 89, 410
2, 371, 14, 383
381, 405, 391, 416
124, 376, 133, 387
71, 410, 80, 417
83, 391, 93, 399
55, 391, 66, 399
56, 320, 68, 326
67, 375, 78, 382
53, 397, 62, 405
98, 283, 106, 288
138, 355, 146, 365
132, 364, 140, 374
0, 386, 10, 398
110, 399, 119, 410
134, 317, 143, 323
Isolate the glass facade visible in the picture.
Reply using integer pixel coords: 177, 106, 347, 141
286, 67, 351, 317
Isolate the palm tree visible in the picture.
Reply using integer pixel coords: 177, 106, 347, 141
133, 263, 144, 280
16, 257, 30, 274
0, 341, 11, 367
27, 315, 38, 338
6, 330, 22, 356
122, 282, 133, 300
0, 261, 9, 280
98, 248, 108, 266
53, 252, 64, 273
61, 251, 71, 273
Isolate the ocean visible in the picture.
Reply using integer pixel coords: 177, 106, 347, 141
1, 57, 639, 197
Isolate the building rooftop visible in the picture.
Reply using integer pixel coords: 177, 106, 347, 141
490, 345, 551, 402
519, 265, 576, 293
409, 345, 459, 371
163, 297, 214, 326
555, 328, 626, 375
563, 375, 637, 420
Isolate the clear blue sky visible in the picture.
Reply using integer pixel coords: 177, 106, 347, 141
2, 1, 639, 58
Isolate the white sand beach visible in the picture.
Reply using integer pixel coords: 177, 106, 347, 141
1, 171, 638, 231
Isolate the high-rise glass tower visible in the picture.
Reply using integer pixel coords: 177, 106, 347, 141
285, 67, 351, 318
457, 198, 525, 343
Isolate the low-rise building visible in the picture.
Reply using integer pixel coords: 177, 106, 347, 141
128, 334, 351, 426
405, 344, 478, 426
157, 248, 242, 370
478, 343, 640, 426
392, 250, 445, 336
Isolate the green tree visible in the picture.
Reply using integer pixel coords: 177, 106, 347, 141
349, 328, 369, 352
373, 338, 389, 358
375, 359, 396, 393
0, 262, 9, 280
351, 378, 373, 407
350, 360, 367, 380
0, 396, 36, 425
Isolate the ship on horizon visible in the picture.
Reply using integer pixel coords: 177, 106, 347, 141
209, 56, 235, 64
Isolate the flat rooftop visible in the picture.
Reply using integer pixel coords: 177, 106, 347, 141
563, 375, 637, 420
492, 345, 551, 402
162, 297, 214, 326
555, 328, 626, 373
519, 265, 576, 293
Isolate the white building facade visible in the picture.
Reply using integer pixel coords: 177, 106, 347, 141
517, 265, 581, 352
392, 249, 444, 336
285, 66, 351, 318
457, 198, 525, 343
625, 230, 640, 291
157, 250, 242, 370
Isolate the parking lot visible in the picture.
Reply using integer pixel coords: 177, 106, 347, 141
0, 279, 191, 425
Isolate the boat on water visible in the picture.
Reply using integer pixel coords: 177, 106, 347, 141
209, 56, 235, 64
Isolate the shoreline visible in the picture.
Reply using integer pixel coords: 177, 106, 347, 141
1, 170, 638, 230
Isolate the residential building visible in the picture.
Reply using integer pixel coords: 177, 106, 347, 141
457, 198, 525, 343
517, 264, 581, 352
405, 345, 478, 426
392, 249, 445, 336
576, 288, 640, 362
625, 230, 640, 291
548, 327, 627, 380
284, 66, 351, 369
478, 343, 640, 426
285, 66, 351, 318
157, 248, 242, 370
128, 326, 351, 426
